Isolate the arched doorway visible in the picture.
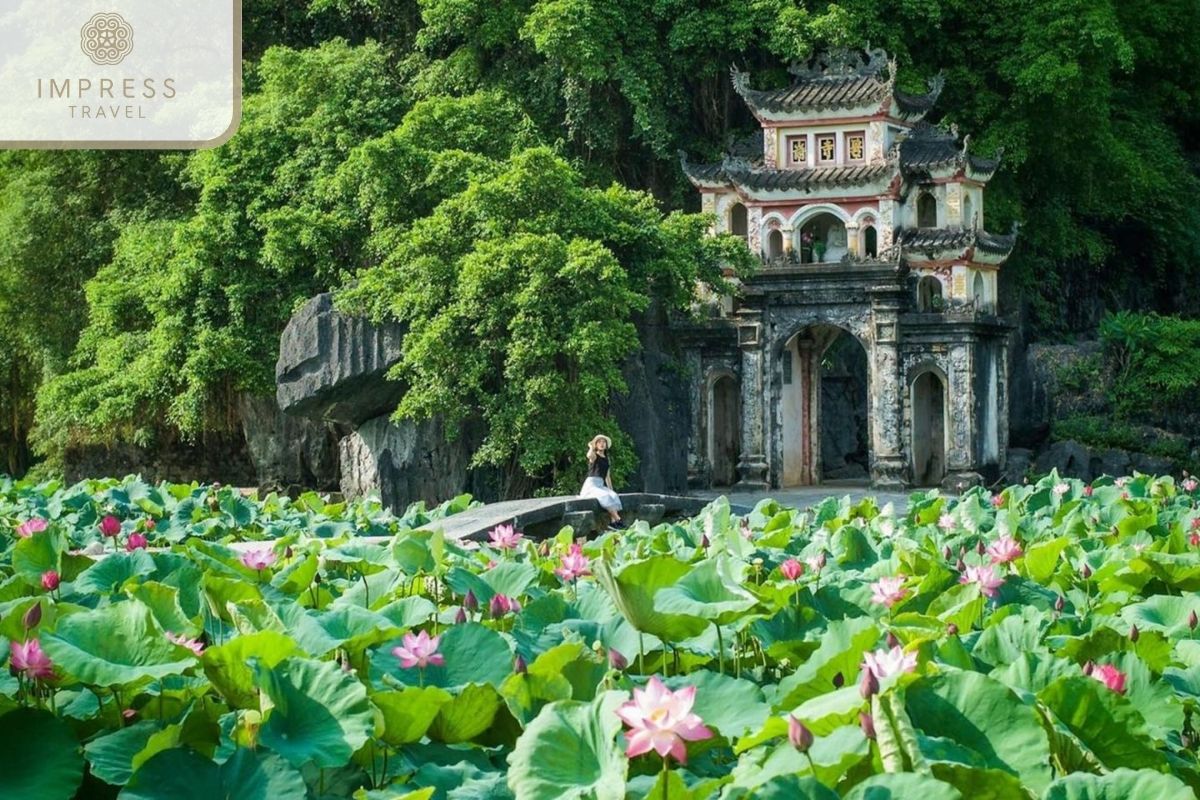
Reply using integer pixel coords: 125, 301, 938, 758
729, 203, 748, 240
863, 225, 878, 258
911, 371, 947, 486
917, 276, 943, 311
972, 271, 987, 311
798, 212, 848, 263
781, 325, 870, 485
708, 375, 740, 486
962, 193, 975, 229
765, 229, 784, 260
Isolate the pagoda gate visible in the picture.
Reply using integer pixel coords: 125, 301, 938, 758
678, 48, 1016, 491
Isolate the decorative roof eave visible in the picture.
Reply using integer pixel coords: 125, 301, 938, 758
679, 151, 732, 190
890, 73, 944, 120
898, 128, 1003, 183
898, 223, 1018, 264
730, 55, 942, 121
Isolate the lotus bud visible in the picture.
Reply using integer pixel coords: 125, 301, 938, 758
955, 558, 966, 572
40, 571, 60, 592
859, 668, 879, 699
99, 514, 121, 537
284, 546, 293, 559
832, 671, 844, 688
454, 607, 467, 625
859, 711, 877, 740
1129, 625, 1139, 643
886, 632, 900, 649
1055, 595, 1065, 613
815, 552, 827, 570
1083, 485, 1093, 497
22, 603, 42, 629
463, 590, 478, 612
787, 715, 813, 753
1082, 660, 1095, 676
959, 546, 967, 557
609, 648, 628, 671
125, 532, 148, 551
1189, 610, 1198, 630
946, 623, 958, 636
943, 546, 952, 561
976, 540, 986, 556
700, 534, 710, 549
514, 655, 527, 674
144, 518, 156, 531
1081, 563, 1092, 579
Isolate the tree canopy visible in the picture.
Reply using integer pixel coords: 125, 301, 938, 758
1, 0, 1198, 485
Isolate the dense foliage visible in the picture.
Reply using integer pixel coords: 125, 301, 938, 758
2, 0, 1199, 480
1100, 311, 1200, 422
2, 473, 1200, 798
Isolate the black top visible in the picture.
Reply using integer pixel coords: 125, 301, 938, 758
587, 455, 609, 480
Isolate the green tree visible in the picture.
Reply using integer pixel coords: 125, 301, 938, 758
340, 146, 751, 496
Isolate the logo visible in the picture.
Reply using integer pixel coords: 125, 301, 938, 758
80, 13, 134, 66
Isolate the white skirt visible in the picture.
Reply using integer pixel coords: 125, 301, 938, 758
580, 476, 622, 511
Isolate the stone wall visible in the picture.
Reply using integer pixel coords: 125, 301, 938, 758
64, 431, 258, 486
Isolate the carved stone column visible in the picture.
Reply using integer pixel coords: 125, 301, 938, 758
684, 347, 707, 488
734, 312, 769, 490
868, 294, 907, 489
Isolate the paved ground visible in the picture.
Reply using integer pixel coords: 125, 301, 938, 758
691, 481, 919, 512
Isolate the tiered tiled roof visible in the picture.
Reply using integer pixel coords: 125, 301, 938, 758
898, 122, 1002, 180
898, 224, 1018, 258
679, 152, 895, 194
731, 48, 943, 119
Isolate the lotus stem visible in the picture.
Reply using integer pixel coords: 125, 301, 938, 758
715, 622, 725, 674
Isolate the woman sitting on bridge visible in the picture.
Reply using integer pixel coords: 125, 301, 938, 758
581, 434, 624, 529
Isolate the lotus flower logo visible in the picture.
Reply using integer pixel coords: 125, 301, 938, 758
80, 12, 134, 66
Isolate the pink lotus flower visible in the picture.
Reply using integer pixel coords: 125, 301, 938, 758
1092, 663, 1126, 694
10, 639, 53, 680
960, 564, 1004, 597
489, 593, 521, 617
555, 544, 591, 581
16, 518, 47, 538
780, 559, 804, 581
126, 532, 149, 551
240, 548, 278, 571
1083, 485, 1093, 497
609, 648, 629, 670
40, 571, 60, 591
1183, 478, 1198, 492
1053, 482, 1070, 497
787, 715, 813, 752
938, 513, 955, 531
870, 576, 908, 608
488, 524, 523, 550
165, 632, 204, 656
615, 676, 714, 763
144, 518, 157, 531
99, 515, 121, 537
392, 630, 445, 669
806, 552, 826, 573
862, 645, 918, 680
1191, 532, 1200, 548
986, 534, 1023, 564
990, 494, 1005, 508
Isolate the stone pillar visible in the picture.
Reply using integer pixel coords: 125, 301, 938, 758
782, 226, 794, 255
734, 313, 769, 490
868, 296, 907, 489
685, 347, 707, 488
846, 223, 860, 258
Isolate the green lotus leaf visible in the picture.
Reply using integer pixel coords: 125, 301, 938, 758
201, 630, 301, 707
392, 529, 445, 575
721, 775, 838, 800
905, 671, 1053, 793
0, 708, 84, 800
481, 560, 539, 599
131, 582, 198, 638
928, 763, 1029, 800
120, 746, 306, 800
774, 617, 879, 708
1037, 676, 1165, 771
593, 555, 709, 641
377, 622, 511, 690
374, 686, 453, 746
12, 528, 64, 585
1120, 594, 1200, 639
654, 557, 758, 624
42, 601, 194, 686
84, 721, 165, 786
254, 656, 375, 769
74, 551, 157, 595
506, 692, 626, 800
1041, 768, 1195, 800
428, 682, 503, 743
842, 773, 962, 800
376, 595, 438, 628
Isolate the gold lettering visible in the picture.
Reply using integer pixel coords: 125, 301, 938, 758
100, 78, 113, 98
143, 78, 156, 99
50, 79, 69, 98
162, 78, 176, 99
78, 78, 92, 96
123, 78, 135, 98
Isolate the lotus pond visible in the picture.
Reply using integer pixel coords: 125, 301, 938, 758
1, 473, 1199, 799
